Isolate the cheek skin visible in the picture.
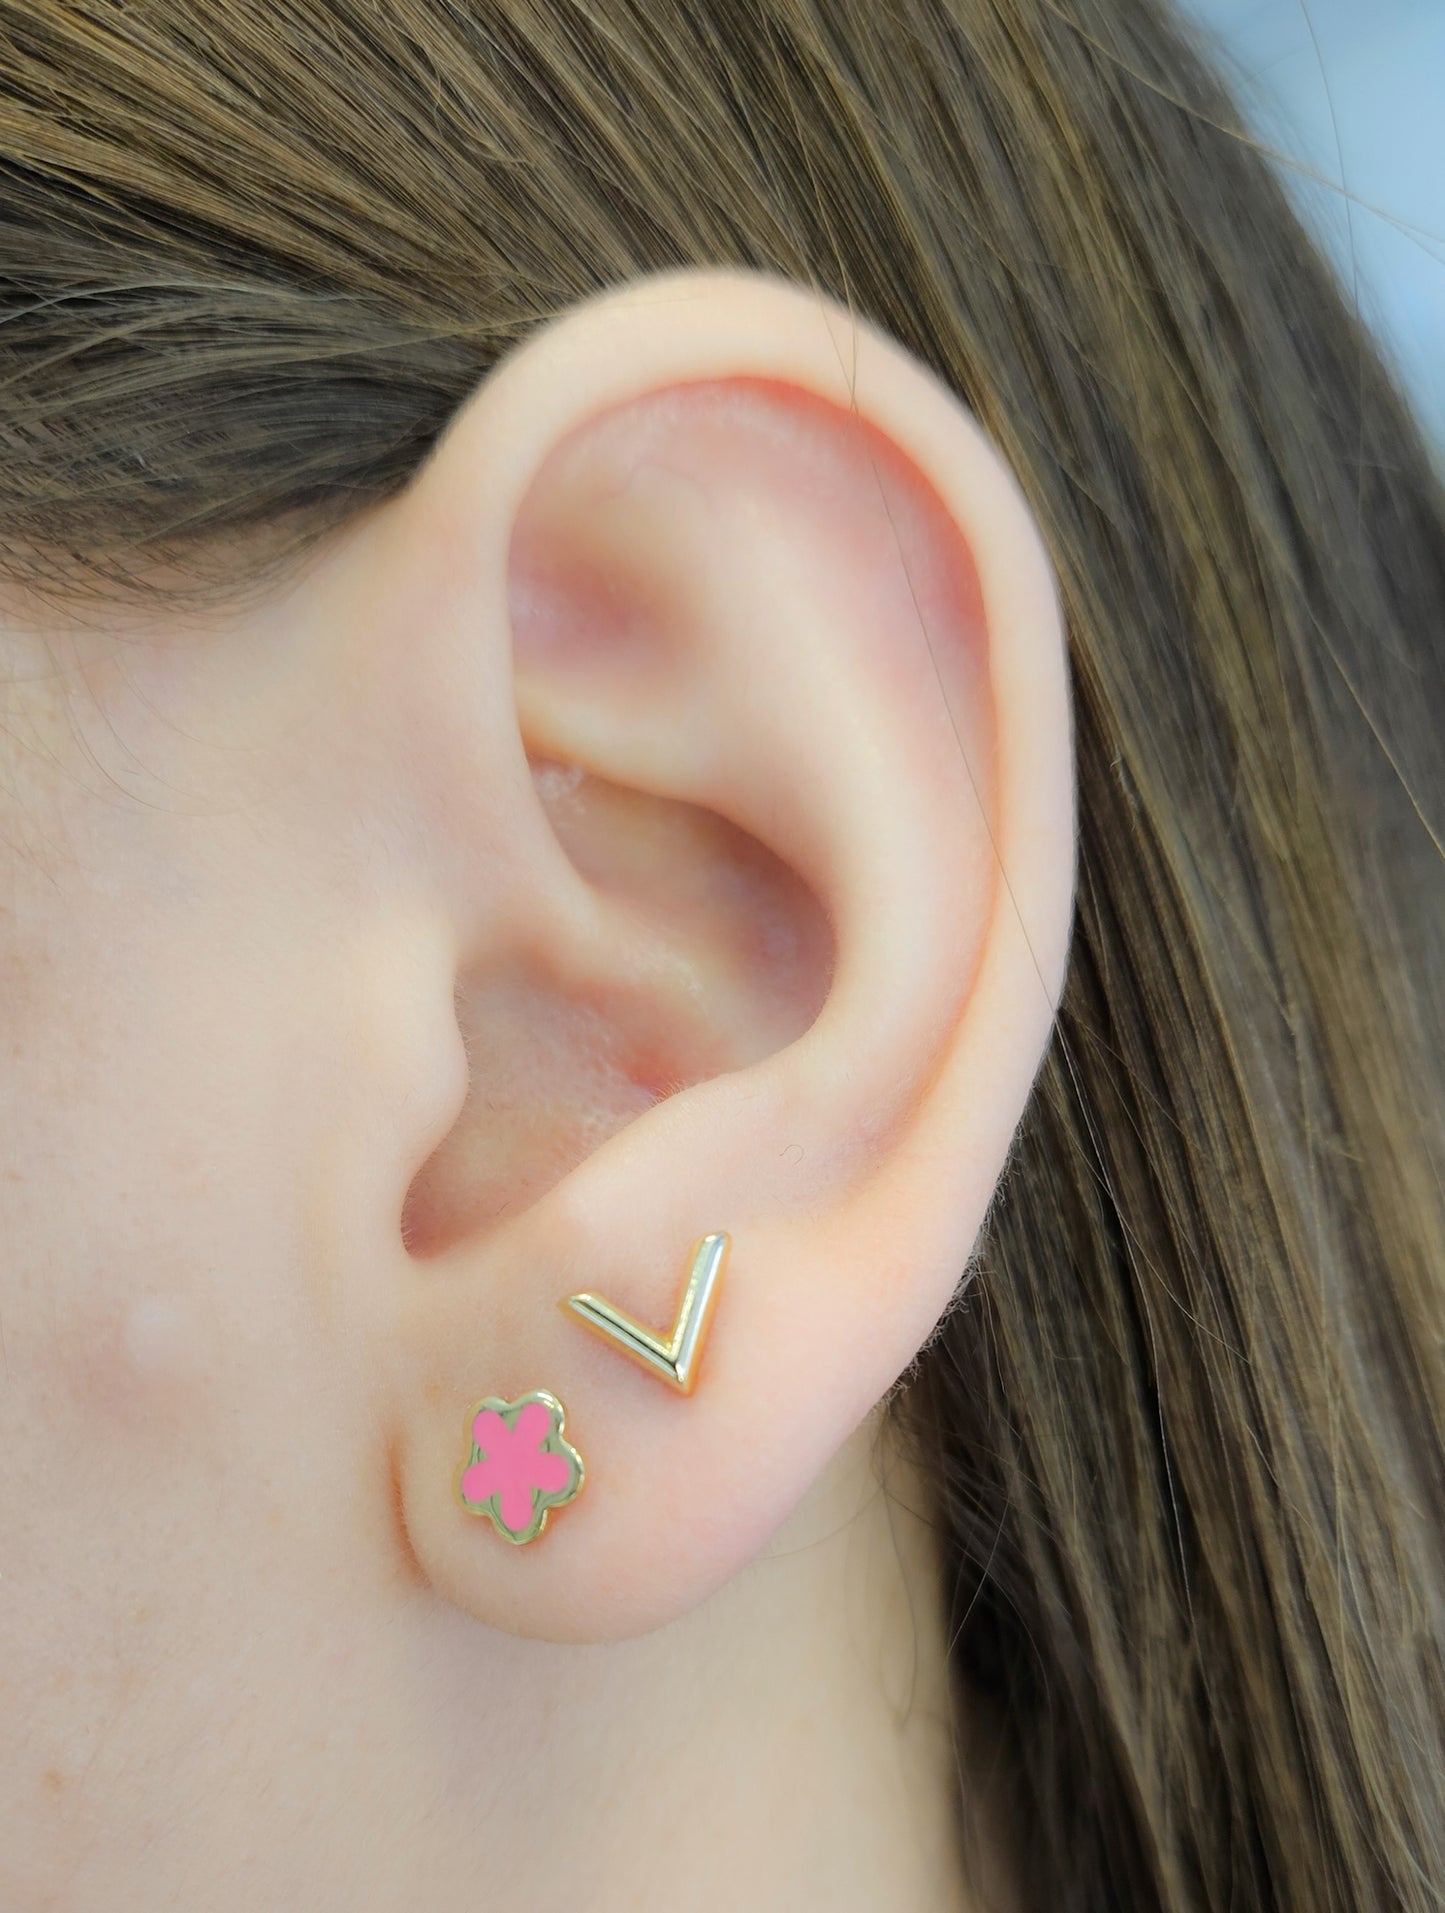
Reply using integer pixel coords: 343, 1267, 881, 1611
0, 567, 484, 1891
0, 726, 363, 1855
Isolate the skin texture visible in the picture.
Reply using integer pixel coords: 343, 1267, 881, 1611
0, 272, 1072, 1909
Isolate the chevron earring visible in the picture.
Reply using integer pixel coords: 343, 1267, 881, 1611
560, 1231, 730, 1394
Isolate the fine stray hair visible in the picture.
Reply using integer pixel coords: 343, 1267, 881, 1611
2, 3, 1442, 1908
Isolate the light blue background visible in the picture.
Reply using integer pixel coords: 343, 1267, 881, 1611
1177, 0, 1444, 451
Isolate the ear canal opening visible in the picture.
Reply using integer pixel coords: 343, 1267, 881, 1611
400, 762, 834, 1260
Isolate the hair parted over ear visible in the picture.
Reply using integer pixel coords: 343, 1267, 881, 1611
353, 270, 1075, 1643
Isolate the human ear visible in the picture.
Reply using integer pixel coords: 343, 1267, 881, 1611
361, 268, 1073, 1642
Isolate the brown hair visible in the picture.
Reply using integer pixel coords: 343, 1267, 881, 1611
3, 3, 1442, 1905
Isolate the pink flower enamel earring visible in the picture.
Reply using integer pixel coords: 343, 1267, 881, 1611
455, 1391, 584, 1545
454, 1232, 730, 1545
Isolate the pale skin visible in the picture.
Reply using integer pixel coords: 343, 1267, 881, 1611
0, 272, 1073, 1909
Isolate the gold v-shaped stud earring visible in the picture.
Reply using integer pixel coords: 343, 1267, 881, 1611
560, 1231, 730, 1393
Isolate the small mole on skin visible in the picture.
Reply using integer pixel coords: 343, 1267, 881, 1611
74, 1293, 205, 1428
42, 1769, 66, 1795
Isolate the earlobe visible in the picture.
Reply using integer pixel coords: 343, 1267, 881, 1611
372, 269, 1073, 1643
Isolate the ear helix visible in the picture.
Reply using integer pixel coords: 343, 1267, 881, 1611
452, 1232, 731, 1545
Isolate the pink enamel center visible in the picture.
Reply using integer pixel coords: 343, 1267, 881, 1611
462, 1400, 572, 1532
